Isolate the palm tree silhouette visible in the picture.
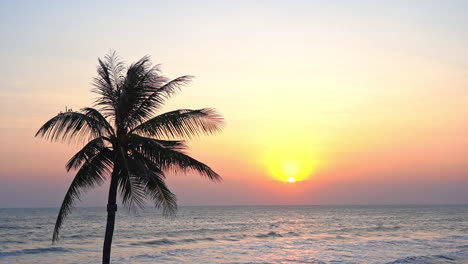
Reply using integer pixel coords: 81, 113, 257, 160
35, 52, 223, 264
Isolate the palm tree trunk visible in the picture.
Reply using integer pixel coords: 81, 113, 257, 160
103, 171, 119, 264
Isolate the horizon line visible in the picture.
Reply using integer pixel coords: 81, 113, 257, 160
1, 203, 468, 209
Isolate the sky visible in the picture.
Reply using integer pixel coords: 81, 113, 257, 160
1, 0, 468, 207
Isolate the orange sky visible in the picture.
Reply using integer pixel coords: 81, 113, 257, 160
1, 0, 468, 207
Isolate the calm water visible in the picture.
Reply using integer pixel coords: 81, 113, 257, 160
0, 206, 467, 264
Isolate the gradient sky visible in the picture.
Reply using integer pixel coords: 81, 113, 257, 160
1, 0, 468, 207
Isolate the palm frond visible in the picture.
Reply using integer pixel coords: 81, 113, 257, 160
65, 137, 109, 171
117, 173, 146, 211
128, 152, 177, 216
152, 139, 187, 151
92, 51, 125, 119
81, 107, 115, 136
53, 149, 113, 242
35, 109, 109, 144
131, 108, 223, 139
148, 75, 192, 103
106, 51, 126, 88
117, 147, 146, 210
117, 56, 164, 129
130, 135, 221, 181
128, 75, 193, 126
142, 169, 177, 216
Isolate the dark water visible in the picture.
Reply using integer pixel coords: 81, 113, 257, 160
0, 205, 467, 263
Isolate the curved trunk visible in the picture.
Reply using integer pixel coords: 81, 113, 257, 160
102, 169, 119, 264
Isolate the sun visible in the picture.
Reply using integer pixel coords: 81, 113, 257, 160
264, 153, 316, 183
283, 160, 300, 177
262, 141, 318, 183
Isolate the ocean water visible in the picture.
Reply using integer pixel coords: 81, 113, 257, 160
0, 205, 467, 264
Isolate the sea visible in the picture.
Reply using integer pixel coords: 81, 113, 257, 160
0, 205, 467, 264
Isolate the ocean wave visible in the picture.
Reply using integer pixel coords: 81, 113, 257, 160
0, 239, 27, 244
131, 230, 300, 246
223, 234, 247, 241
133, 248, 191, 260
0, 247, 70, 257
386, 250, 468, 264
129, 236, 217, 246
255, 231, 283, 238
335, 235, 349, 239
450, 235, 468, 240
286, 231, 300, 237
61, 233, 100, 240
373, 225, 401, 231
181, 237, 216, 243
336, 225, 401, 234
0, 225, 19, 230
153, 227, 234, 237
130, 238, 176, 246
254, 231, 302, 239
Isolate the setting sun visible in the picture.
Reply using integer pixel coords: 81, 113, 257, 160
263, 148, 316, 182
283, 160, 300, 177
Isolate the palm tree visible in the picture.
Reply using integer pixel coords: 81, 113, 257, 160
35, 52, 223, 264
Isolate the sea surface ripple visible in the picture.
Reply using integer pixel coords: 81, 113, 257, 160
0, 205, 467, 264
